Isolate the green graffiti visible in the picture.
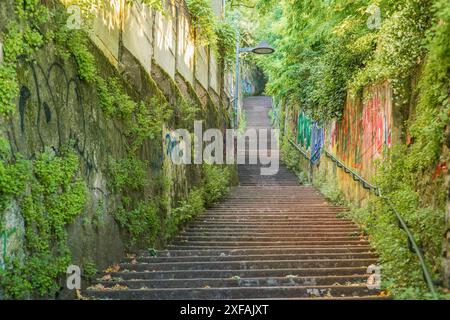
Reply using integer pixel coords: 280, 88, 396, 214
0, 227, 17, 270
297, 113, 311, 150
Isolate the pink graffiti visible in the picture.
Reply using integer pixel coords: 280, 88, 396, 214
332, 83, 393, 176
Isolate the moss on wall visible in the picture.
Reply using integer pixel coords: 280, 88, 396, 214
0, 0, 235, 299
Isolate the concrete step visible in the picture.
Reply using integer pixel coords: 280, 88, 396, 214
179, 231, 362, 237
119, 259, 377, 272
96, 275, 371, 289
141, 246, 373, 257
85, 285, 380, 300
173, 235, 365, 242
167, 244, 371, 250
170, 240, 370, 247
129, 253, 376, 264
103, 266, 373, 280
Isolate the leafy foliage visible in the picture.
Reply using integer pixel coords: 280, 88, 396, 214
164, 165, 234, 241
186, 0, 218, 46
215, 20, 236, 69
0, 0, 50, 117
202, 165, 232, 206
164, 188, 204, 240
0, 141, 86, 299
261, 0, 450, 298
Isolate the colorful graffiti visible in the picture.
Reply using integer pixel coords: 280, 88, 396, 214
292, 83, 393, 180
330, 83, 393, 178
297, 112, 324, 164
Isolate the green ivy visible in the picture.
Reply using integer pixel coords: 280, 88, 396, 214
0, 141, 87, 299
215, 20, 236, 70
0, 0, 50, 117
259, 0, 449, 298
186, 0, 218, 46
202, 165, 232, 206
114, 200, 160, 246
164, 188, 204, 241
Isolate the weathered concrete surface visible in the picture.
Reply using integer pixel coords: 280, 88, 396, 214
153, 1, 176, 78
88, 0, 228, 96
0, 201, 24, 271
123, 1, 154, 74
195, 46, 209, 90
90, 0, 121, 67
176, 5, 195, 84
209, 52, 219, 94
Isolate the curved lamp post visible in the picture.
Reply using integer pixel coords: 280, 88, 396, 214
234, 38, 275, 128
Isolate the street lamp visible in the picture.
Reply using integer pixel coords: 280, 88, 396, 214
234, 36, 275, 128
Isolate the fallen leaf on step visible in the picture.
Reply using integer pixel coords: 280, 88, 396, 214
88, 284, 106, 291
111, 284, 128, 290
103, 264, 120, 273
101, 274, 112, 281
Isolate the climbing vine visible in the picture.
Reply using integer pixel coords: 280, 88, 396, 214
164, 165, 234, 241
0, 0, 236, 299
0, 0, 50, 117
0, 140, 87, 299
186, 0, 218, 46
254, 0, 450, 298
215, 20, 236, 70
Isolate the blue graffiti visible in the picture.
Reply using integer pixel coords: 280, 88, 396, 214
241, 78, 253, 95
165, 133, 179, 156
310, 122, 324, 164
165, 132, 186, 162
297, 112, 324, 164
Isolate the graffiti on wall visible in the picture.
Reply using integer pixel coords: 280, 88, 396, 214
241, 78, 253, 95
297, 112, 324, 164
330, 83, 393, 177
294, 84, 392, 177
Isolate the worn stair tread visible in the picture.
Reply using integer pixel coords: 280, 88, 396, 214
85, 285, 381, 299
102, 266, 373, 280
96, 275, 372, 289
139, 246, 373, 257
129, 253, 376, 263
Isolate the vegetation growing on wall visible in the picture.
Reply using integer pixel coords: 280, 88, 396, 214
215, 20, 236, 70
0, 139, 86, 299
164, 165, 234, 241
0, 0, 50, 117
253, 0, 450, 298
0, 0, 235, 298
186, 0, 218, 46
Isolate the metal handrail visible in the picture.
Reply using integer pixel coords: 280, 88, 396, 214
288, 139, 439, 299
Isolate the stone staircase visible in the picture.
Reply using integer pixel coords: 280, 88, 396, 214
83, 96, 381, 300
